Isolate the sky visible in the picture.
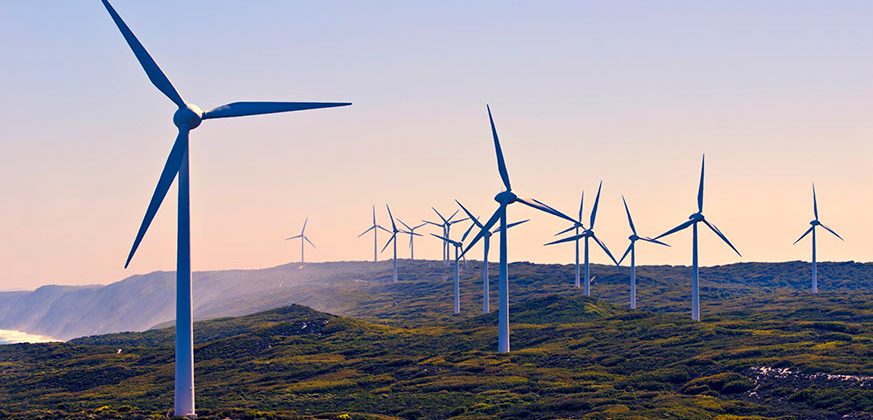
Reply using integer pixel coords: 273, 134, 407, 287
1, 1, 872, 290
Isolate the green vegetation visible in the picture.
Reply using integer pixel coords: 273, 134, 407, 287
0, 261, 871, 418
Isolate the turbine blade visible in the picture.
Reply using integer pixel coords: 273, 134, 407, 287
358, 225, 375, 238
372, 205, 376, 225
554, 224, 578, 236
381, 233, 396, 253
813, 183, 819, 220
578, 190, 585, 222
412, 222, 428, 230
378, 225, 392, 234
655, 220, 694, 240
302, 217, 308, 234
516, 197, 578, 225
590, 181, 603, 228
505, 219, 530, 230
432, 207, 448, 224
618, 243, 633, 266
819, 223, 844, 241
456, 200, 484, 229
703, 219, 741, 257
101, 0, 185, 107
793, 226, 814, 245
431, 233, 461, 248
397, 218, 413, 232
386, 204, 396, 231
461, 220, 477, 242
124, 129, 189, 268
640, 237, 671, 247
422, 220, 442, 227
592, 235, 619, 265
545, 233, 585, 247
622, 195, 637, 235
698, 155, 705, 213
461, 207, 501, 258
446, 210, 460, 223
285, 234, 303, 240
203, 102, 351, 120
486, 105, 511, 191
304, 236, 316, 248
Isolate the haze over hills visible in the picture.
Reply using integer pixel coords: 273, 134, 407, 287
0, 259, 870, 341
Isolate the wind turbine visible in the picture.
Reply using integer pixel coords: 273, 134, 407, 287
358, 205, 390, 262
617, 197, 669, 309
381, 205, 400, 282
101, 1, 349, 416
285, 218, 316, 263
432, 234, 463, 314
545, 181, 619, 296
461, 105, 580, 353
552, 192, 586, 288
397, 220, 427, 260
426, 208, 468, 263
655, 155, 741, 321
457, 201, 528, 314
794, 184, 844, 293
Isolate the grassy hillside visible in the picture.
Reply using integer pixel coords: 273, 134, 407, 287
0, 264, 870, 419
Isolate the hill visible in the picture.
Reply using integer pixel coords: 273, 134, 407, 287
0, 286, 870, 418
1, 260, 871, 340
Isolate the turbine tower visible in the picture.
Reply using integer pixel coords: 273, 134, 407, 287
545, 182, 618, 296
432, 234, 463, 314
101, 1, 350, 416
794, 184, 844, 293
381, 205, 400, 282
617, 197, 669, 309
285, 218, 316, 263
655, 155, 741, 321
552, 191, 586, 288
461, 105, 580, 353
358, 205, 389, 262
457, 201, 527, 314
397, 220, 427, 260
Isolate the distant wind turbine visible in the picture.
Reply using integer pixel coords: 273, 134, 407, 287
461, 105, 580, 353
457, 200, 528, 314
100, 0, 349, 416
432, 234, 463, 314
425, 208, 468, 263
397, 220, 427, 260
358, 205, 390, 262
285, 218, 316, 263
382, 205, 400, 282
552, 191, 586, 289
794, 184, 844, 293
617, 197, 669, 309
545, 181, 619, 296
655, 155, 741, 321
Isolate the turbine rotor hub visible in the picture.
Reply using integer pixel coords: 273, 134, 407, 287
629, 234, 639, 241
811, 220, 820, 226
689, 212, 704, 222
494, 191, 517, 205
173, 104, 204, 129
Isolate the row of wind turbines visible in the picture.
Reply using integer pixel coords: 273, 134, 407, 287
98, 0, 843, 416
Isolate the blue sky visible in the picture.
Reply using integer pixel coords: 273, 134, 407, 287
1, 1, 872, 289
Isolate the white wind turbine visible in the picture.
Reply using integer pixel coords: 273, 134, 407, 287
794, 184, 844, 293
381, 205, 400, 282
358, 205, 390, 262
617, 197, 669, 309
398, 220, 427, 260
461, 105, 580, 353
655, 156, 741, 321
432, 234, 464, 314
425, 208, 468, 263
101, 1, 349, 416
285, 218, 316, 263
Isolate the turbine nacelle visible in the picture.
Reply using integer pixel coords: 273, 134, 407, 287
495, 191, 517, 205
629, 234, 640, 242
811, 219, 820, 226
173, 104, 204, 129
689, 212, 705, 222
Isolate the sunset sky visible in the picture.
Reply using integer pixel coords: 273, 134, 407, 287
1, 1, 872, 290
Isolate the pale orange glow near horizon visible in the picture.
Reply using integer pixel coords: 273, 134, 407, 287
1, 1, 872, 290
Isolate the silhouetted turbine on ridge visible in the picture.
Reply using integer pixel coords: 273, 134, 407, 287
358, 205, 390, 262
461, 105, 580, 353
426, 208, 468, 263
457, 200, 528, 314
617, 197, 669, 309
432, 234, 464, 314
398, 219, 427, 260
285, 218, 316, 263
655, 155, 740, 321
382, 205, 400, 282
794, 184, 844, 293
101, 1, 350, 416
545, 181, 619, 296
552, 191, 586, 288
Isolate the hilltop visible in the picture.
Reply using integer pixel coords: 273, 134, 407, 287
0, 260, 871, 340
